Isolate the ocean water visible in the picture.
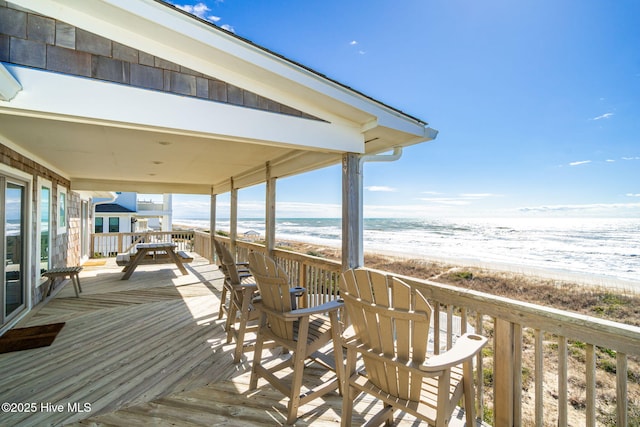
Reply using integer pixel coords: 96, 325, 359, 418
174, 217, 639, 289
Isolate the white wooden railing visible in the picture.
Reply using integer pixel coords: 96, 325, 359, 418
91, 231, 194, 257
150, 230, 640, 425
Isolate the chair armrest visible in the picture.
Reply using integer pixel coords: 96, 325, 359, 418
230, 282, 257, 291
283, 299, 344, 320
419, 333, 487, 372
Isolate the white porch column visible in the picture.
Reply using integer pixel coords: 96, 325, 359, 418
210, 192, 216, 263
230, 179, 238, 256
342, 152, 363, 269
162, 193, 172, 231
265, 162, 276, 257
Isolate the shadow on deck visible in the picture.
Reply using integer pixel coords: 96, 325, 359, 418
0, 256, 478, 426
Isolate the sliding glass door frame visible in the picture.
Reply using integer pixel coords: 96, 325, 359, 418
0, 165, 32, 330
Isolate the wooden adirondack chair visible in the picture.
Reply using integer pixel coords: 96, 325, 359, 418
214, 241, 262, 363
213, 239, 249, 321
248, 252, 345, 425
340, 269, 488, 427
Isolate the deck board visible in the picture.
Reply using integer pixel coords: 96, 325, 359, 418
0, 257, 476, 426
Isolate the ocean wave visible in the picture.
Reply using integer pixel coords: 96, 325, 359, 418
174, 217, 639, 284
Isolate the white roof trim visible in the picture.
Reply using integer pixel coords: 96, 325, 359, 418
10, 0, 430, 137
1, 65, 364, 153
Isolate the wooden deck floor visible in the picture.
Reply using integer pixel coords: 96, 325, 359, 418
0, 256, 476, 426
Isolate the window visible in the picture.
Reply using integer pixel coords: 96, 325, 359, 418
39, 183, 52, 273
57, 186, 67, 234
95, 217, 104, 234
108, 217, 119, 233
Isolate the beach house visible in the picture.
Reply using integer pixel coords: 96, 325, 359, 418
94, 192, 173, 234
1, 1, 638, 426
0, 0, 436, 333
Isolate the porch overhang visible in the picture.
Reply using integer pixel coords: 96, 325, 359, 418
1, 0, 437, 195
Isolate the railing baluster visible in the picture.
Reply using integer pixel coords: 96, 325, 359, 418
558, 335, 568, 427
586, 343, 596, 427
617, 352, 628, 427
475, 312, 484, 423
433, 302, 441, 355
447, 304, 453, 350
534, 329, 543, 426
514, 324, 522, 427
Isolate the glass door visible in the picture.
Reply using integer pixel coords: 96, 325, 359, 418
2, 178, 27, 325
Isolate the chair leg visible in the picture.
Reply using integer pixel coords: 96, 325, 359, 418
218, 285, 228, 320
341, 348, 357, 427
233, 288, 253, 363
249, 313, 266, 391
329, 310, 344, 396
286, 317, 310, 425
463, 360, 476, 427
225, 291, 238, 343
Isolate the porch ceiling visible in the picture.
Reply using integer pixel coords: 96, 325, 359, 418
0, 113, 315, 194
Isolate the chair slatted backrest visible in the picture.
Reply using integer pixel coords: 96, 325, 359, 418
219, 242, 244, 285
248, 252, 294, 340
341, 269, 432, 401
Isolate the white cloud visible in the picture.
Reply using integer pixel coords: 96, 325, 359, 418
626, 193, 640, 197
622, 156, 640, 161
606, 159, 615, 163
591, 112, 614, 121
173, 2, 223, 23
459, 193, 500, 198
569, 160, 591, 166
349, 40, 358, 45
518, 202, 640, 213
173, 2, 210, 18
418, 198, 472, 206
366, 186, 396, 192
421, 191, 442, 195
221, 24, 235, 33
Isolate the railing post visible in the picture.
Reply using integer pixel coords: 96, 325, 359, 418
494, 318, 516, 426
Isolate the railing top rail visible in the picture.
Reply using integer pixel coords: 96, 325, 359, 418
205, 233, 640, 354
374, 267, 640, 354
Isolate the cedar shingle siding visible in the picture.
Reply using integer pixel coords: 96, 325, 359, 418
0, 1, 319, 120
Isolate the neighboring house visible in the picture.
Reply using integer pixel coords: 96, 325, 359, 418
93, 192, 173, 234
0, 0, 435, 335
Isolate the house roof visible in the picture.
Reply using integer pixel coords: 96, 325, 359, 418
0, 0, 437, 195
95, 203, 136, 213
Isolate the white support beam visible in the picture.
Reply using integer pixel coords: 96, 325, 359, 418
265, 162, 276, 256
342, 153, 363, 269
230, 182, 238, 256
210, 192, 217, 264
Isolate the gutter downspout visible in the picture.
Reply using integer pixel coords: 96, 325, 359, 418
354, 147, 403, 266
0, 63, 22, 101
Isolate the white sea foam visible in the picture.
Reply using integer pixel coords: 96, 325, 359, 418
174, 217, 639, 291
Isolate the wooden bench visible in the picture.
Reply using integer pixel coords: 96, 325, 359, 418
42, 266, 83, 298
116, 253, 131, 266
177, 251, 194, 263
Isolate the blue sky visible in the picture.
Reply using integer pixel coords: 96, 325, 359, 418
165, 0, 640, 219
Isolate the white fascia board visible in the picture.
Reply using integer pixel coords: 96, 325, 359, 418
0, 65, 364, 153
12, 0, 427, 136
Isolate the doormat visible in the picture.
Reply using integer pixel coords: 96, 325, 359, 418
83, 259, 107, 266
0, 322, 65, 354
